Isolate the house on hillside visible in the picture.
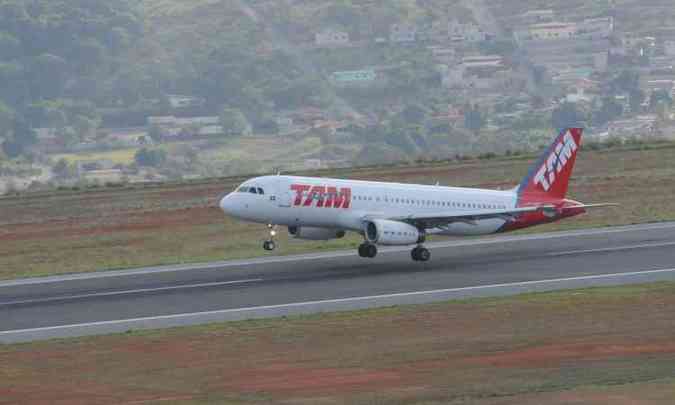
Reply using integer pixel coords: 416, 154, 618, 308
608, 115, 658, 138
102, 127, 151, 147
315, 29, 350, 46
167, 95, 205, 109
83, 169, 124, 184
525, 22, 577, 41
448, 20, 488, 42
577, 17, 614, 39
428, 46, 457, 64
389, 23, 417, 43
146, 116, 220, 140
665, 40, 675, 57
76, 159, 116, 178
33, 128, 66, 153
520, 9, 555, 24
430, 105, 464, 128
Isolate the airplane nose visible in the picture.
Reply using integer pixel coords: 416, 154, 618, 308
219, 193, 235, 214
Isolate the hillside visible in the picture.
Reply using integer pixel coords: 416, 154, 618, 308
2, 0, 675, 189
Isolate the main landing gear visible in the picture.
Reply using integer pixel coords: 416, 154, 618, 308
411, 245, 431, 262
358, 242, 378, 258
357, 243, 430, 262
263, 224, 277, 251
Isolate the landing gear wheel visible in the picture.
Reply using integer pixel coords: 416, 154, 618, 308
358, 243, 378, 258
262, 224, 278, 251
411, 246, 430, 262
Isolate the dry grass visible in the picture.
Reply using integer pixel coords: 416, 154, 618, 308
2, 146, 675, 280
2, 282, 675, 404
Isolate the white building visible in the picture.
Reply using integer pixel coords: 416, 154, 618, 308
527, 22, 577, 41
167, 95, 205, 109
593, 52, 609, 72
442, 66, 465, 88
315, 29, 350, 46
428, 46, 457, 64
148, 116, 220, 127
578, 17, 614, 39
665, 40, 675, 57
448, 21, 487, 42
520, 9, 555, 24
389, 23, 417, 43
462, 55, 503, 68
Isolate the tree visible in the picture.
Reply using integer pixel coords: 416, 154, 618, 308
219, 108, 252, 136
0, 32, 21, 59
400, 103, 429, 125
134, 148, 167, 167
629, 89, 645, 114
611, 70, 640, 94
650, 90, 673, 110
0, 101, 13, 135
552, 102, 587, 131
464, 104, 485, 134
72, 115, 99, 139
1, 117, 36, 158
147, 125, 163, 142
592, 97, 624, 127
53, 158, 75, 179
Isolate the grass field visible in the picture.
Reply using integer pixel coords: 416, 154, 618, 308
2, 144, 675, 280
51, 148, 140, 165
2, 282, 675, 404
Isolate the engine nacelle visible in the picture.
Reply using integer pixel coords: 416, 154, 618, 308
288, 226, 346, 241
364, 219, 425, 246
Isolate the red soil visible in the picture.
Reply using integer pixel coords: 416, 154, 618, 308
470, 341, 675, 368
221, 365, 402, 394
0, 206, 220, 242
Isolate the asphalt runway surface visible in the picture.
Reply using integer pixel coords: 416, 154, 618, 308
2, 222, 675, 343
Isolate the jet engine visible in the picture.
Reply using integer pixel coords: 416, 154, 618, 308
364, 219, 425, 246
288, 226, 346, 241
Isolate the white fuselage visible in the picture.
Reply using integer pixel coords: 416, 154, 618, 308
220, 175, 518, 236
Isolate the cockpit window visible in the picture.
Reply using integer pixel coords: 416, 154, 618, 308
236, 185, 264, 195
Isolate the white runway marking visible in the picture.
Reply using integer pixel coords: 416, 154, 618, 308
2, 222, 675, 288
2, 267, 675, 337
0, 278, 262, 306
546, 241, 675, 257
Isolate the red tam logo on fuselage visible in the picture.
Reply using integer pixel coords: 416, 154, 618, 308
533, 131, 578, 192
291, 184, 351, 209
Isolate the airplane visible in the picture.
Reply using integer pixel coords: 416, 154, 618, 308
219, 128, 615, 262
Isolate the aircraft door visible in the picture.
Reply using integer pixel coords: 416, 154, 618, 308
276, 178, 292, 208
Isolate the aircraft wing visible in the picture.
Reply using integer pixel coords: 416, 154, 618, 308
389, 203, 617, 229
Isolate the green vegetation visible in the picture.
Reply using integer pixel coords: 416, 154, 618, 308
3, 281, 675, 404
2, 144, 675, 280
0, 0, 141, 150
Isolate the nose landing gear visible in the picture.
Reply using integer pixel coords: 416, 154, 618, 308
263, 224, 277, 251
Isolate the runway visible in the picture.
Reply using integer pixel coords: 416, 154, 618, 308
2, 222, 675, 343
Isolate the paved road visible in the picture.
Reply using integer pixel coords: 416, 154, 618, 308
2, 222, 675, 343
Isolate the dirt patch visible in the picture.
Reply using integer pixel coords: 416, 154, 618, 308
3, 284, 675, 403
471, 342, 675, 368
222, 365, 402, 394
0, 207, 220, 242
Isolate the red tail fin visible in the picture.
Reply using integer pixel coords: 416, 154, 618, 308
518, 128, 583, 200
